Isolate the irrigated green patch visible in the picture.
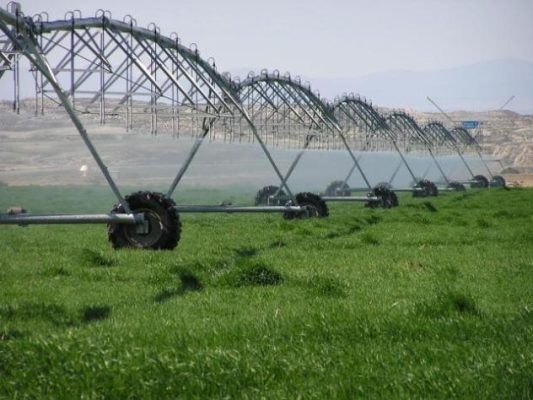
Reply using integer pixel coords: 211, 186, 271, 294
219, 261, 284, 287
80, 248, 117, 268
416, 289, 481, 318
303, 274, 348, 298
0, 186, 532, 398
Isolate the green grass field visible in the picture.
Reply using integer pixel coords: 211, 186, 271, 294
1, 186, 532, 398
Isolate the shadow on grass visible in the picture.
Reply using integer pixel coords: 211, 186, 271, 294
365, 215, 381, 225
81, 305, 111, 323
416, 290, 481, 318
0, 302, 77, 327
233, 246, 258, 258
0, 328, 25, 341
360, 232, 380, 246
219, 261, 283, 288
80, 248, 116, 268
325, 223, 362, 240
476, 218, 491, 228
155, 270, 203, 303
423, 202, 438, 212
406, 201, 438, 212
43, 266, 71, 277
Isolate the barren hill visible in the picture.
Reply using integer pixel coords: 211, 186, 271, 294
1, 100, 532, 187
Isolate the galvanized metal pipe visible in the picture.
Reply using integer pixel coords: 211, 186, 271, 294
0, 9, 130, 213
426, 148, 449, 184
0, 213, 144, 225
274, 135, 314, 197
167, 135, 208, 197
174, 205, 305, 213
457, 151, 476, 178
388, 160, 403, 185
322, 196, 379, 202
475, 149, 494, 179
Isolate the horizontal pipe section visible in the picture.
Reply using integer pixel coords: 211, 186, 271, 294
174, 205, 305, 213
392, 188, 421, 193
0, 213, 143, 225
346, 187, 423, 193
322, 196, 379, 202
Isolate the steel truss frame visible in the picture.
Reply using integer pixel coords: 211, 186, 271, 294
0, 5, 309, 235
333, 95, 426, 192
234, 72, 376, 204
450, 127, 494, 179
424, 122, 505, 188
0, 4, 504, 242
385, 112, 452, 188
423, 122, 479, 181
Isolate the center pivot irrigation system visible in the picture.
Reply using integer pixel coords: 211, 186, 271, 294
0, 3, 506, 250
234, 72, 397, 210
331, 96, 445, 198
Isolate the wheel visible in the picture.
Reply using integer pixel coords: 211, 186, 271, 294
490, 175, 506, 188
375, 182, 393, 190
283, 192, 329, 219
447, 181, 466, 191
471, 175, 489, 188
324, 180, 351, 196
389, 190, 399, 207
108, 191, 181, 250
368, 186, 399, 209
413, 180, 433, 197
254, 185, 286, 205
428, 181, 439, 197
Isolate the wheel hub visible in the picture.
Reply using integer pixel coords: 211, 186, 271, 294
108, 191, 181, 250
124, 208, 164, 248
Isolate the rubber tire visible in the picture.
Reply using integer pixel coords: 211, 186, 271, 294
472, 175, 489, 188
429, 181, 439, 197
375, 182, 393, 190
413, 180, 436, 197
367, 187, 399, 209
374, 183, 398, 206
255, 185, 286, 206
284, 192, 329, 219
108, 191, 181, 250
490, 175, 506, 188
324, 180, 351, 197
447, 181, 466, 192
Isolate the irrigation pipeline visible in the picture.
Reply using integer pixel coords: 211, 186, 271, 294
0, 4, 496, 165
0, 3, 506, 250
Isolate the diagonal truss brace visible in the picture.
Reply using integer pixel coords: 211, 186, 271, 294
0, 10, 130, 212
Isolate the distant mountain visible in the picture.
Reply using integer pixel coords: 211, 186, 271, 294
308, 59, 533, 114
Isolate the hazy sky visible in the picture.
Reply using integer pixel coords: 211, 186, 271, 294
13, 0, 533, 78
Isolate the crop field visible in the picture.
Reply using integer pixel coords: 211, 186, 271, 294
0, 185, 532, 398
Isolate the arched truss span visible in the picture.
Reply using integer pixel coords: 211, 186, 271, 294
0, 4, 494, 194
232, 71, 373, 190
332, 95, 393, 151
0, 8, 246, 133
424, 122, 458, 150
332, 95, 426, 185
386, 112, 433, 151
386, 112, 451, 184
451, 127, 493, 178
234, 71, 340, 150
0, 5, 295, 203
424, 122, 477, 179
451, 127, 479, 149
